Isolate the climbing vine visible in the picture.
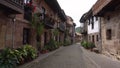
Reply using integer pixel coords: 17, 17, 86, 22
31, 13, 44, 35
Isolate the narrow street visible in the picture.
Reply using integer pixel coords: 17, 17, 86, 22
18, 43, 120, 68
18, 44, 96, 68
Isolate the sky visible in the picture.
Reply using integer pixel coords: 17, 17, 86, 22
57, 0, 97, 27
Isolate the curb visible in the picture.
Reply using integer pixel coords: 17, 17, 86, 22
34, 46, 64, 62
80, 46, 101, 68
18, 46, 64, 68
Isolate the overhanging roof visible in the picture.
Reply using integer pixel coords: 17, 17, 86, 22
92, 0, 120, 16
80, 9, 92, 23
44, 0, 66, 21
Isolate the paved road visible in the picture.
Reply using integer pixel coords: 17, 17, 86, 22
82, 46, 120, 68
18, 43, 120, 68
19, 44, 96, 68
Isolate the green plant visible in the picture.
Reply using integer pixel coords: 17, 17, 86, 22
0, 45, 38, 67
0, 48, 17, 68
45, 39, 58, 51
81, 41, 88, 48
31, 13, 44, 35
12, 49, 24, 64
23, 45, 37, 60
64, 40, 71, 46
88, 42, 95, 49
53, 28, 59, 36
81, 41, 95, 49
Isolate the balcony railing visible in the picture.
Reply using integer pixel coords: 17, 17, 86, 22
44, 15, 55, 29
59, 23, 65, 32
0, 0, 24, 14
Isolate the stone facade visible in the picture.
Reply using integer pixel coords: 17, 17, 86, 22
92, 0, 120, 59
66, 16, 76, 44
0, 0, 67, 51
101, 10, 120, 56
88, 33, 100, 48
0, 12, 35, 49
80, 8, 103, 52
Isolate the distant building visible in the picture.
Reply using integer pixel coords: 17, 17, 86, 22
80, 9, 101, 52
66, 16, 76, 44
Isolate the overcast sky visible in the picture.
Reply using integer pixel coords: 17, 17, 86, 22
57, 0, 97, 27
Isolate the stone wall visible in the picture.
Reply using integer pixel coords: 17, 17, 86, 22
88, 32, 100, 48
101, 10, 120, 59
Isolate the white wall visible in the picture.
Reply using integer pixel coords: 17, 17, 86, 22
88, 17, 100, 34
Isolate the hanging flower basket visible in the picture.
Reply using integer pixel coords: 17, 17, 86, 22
25, 3, 36, 12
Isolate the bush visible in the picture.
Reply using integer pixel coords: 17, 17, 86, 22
12, 49, 24, 64
0, 45, 38, 68
0, 48, 18, 68
81, 41, 88, 48
20, 45, 37, 61
64, 40, 71, 46
81, 41, 95, 49
45, 39, 58, 51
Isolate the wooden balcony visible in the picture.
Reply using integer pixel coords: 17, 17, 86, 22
0, 0, 24, 14
44, 16, 55, 29
58, 22, 65, 32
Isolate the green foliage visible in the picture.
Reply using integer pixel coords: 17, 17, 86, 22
53, 29, 59, 36
12, 49, 24, 64
64, 40, 71, 46
45, 39, 59, 51
75, 27, 81, 33
21, 45, 37, 59
0, 48, 17, 68
81, 41, 95, 49
0, 45, 38, 68
31, 13, 44, 35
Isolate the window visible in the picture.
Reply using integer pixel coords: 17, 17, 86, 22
96, 17, 98, 21
23, 28, 30, 44
96, 35, 99, 41
88, 19, 90, 25
24, 0, 32, 21
107, 16, 110, 21
92, 22, 94, 29
106, 29, 112, 40
92, 35, 94, 43
89, 36, 91, 41
24, 0, 32, 4
41, 7, 46, 20
91, 17, 94, 29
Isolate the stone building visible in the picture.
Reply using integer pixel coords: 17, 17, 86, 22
92, 0, 120, 59
80, 9, 101, 51
66, 16, 76, 44
0, 0, 28, 49
0, 0, 67, 51
34, 0, 67, 50
80, 13, 88, 41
